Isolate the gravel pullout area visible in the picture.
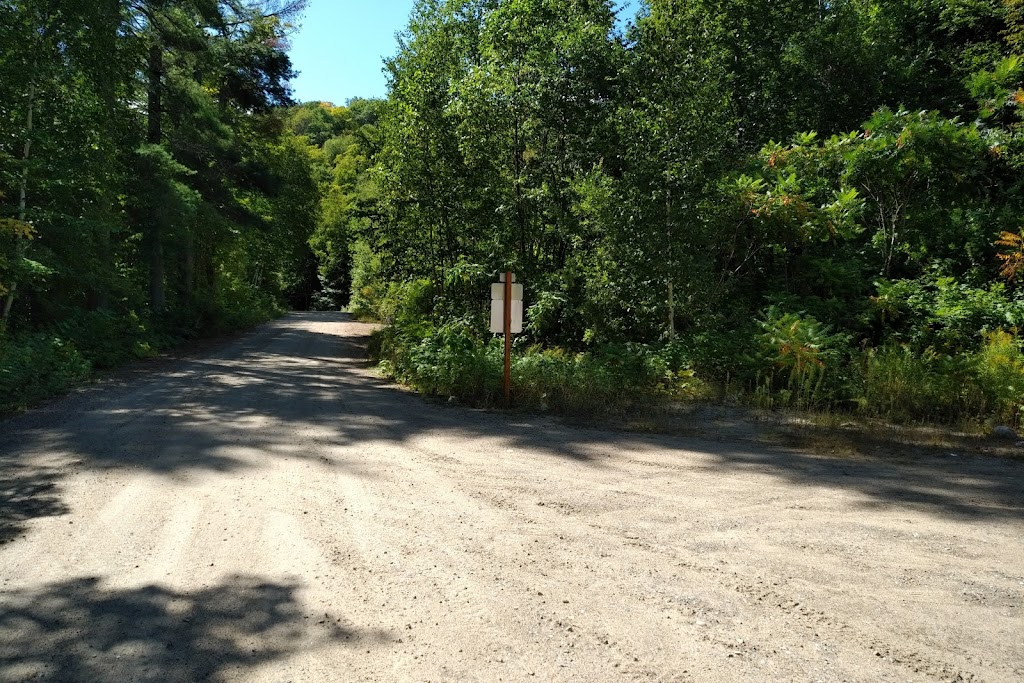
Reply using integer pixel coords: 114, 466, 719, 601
1, 312, 1022, 682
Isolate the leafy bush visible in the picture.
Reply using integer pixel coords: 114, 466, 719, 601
973, 330, 1024, 424
871, 277, 1024, 353
0, 334, 90, 413
146, 285, 281, 347
856, 331, 1024, 426
406, 322, 502, 403
754, 307, 852, 409
857, 346, 977, 423
212, 284, 283, 334
311, 289, 345, 311
377, 279, 435, 327
372, 316, 706, 415
512, 343, 704, 415
0, 284, 282, 414
57, 309, 156, 369
349, 241, 387, 320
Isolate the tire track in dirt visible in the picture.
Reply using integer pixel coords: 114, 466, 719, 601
380, 425, 1002, 683
331, 424, 941, 682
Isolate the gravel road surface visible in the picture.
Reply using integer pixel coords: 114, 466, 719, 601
1, 312, 1022, 682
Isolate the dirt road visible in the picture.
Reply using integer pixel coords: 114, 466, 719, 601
1, 312, 1021, 682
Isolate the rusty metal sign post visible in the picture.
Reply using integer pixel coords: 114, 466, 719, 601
490, 272, 523, 406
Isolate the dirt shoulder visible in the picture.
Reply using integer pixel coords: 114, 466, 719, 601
608, 402, 1024, 464
1, 312, 1021, 682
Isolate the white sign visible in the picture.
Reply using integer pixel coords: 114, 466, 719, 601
490, 299, 523, 334
491, 283, 524, 301
489, 273, 524, 334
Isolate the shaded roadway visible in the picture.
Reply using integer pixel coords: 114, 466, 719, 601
0, 312, 1022, 682
4, 312, 1022, 540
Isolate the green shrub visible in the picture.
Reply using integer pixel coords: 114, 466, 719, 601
0, 334, 90, 413
349, 241, 387, 320
856, 331, 1024, 428
366, 286, 1021, 427
754, 307, 852, 409
378, 279, 435, 327
855, 334, 1024, 427
857, 346, 973, 423
372, 316, 706, 415
872, 277, 1024, 353
212, 284, 283, 334
512, 344, 688, 414
406, 322, 502, 402
57, 309, 156, 369
973, 330, 1024, 424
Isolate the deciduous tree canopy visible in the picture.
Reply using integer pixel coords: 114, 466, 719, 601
3, 0, 1024, 425
354, 0, 1024, 424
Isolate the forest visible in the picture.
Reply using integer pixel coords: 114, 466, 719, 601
0, 0, 323, 411
3, 0, 1024, 427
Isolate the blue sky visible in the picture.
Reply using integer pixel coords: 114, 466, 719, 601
287, 0, 639, 105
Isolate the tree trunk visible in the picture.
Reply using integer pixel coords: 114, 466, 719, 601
146, 41, 166, 313
668, 281, 674, 340
96, 0, 121, 309
184, 229, 195, 303
147, 43, 163, 145
2, 79, 36, 324
666, 182, 675, 340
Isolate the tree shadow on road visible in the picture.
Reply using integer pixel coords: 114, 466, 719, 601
0, 462, 68, 545
0, 574, 391, 683
691, 434, 1024, 520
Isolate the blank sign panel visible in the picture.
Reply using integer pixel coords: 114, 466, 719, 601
490, 299, 523, 333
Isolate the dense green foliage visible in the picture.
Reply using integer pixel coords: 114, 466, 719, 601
0, 333, 90, 413
364, 280, 705, 414
285, 99, 383, 311
0, 0, 321, 408
4, 0, 1024, 427
352, 0, 1024, 425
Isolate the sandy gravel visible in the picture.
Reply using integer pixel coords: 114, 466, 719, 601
1, 312, 1022, 683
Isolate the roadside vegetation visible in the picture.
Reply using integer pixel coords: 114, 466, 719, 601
347, 0, 1024, 429
4, 0, 1024, 430
0, 1, 316, 412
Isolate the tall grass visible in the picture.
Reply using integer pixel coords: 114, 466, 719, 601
974, 330, 1024, 424
857, 331, 1023, 426
858, 346, 978, 423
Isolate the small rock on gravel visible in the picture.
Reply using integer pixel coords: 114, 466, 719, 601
991, 425, 1018, 440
